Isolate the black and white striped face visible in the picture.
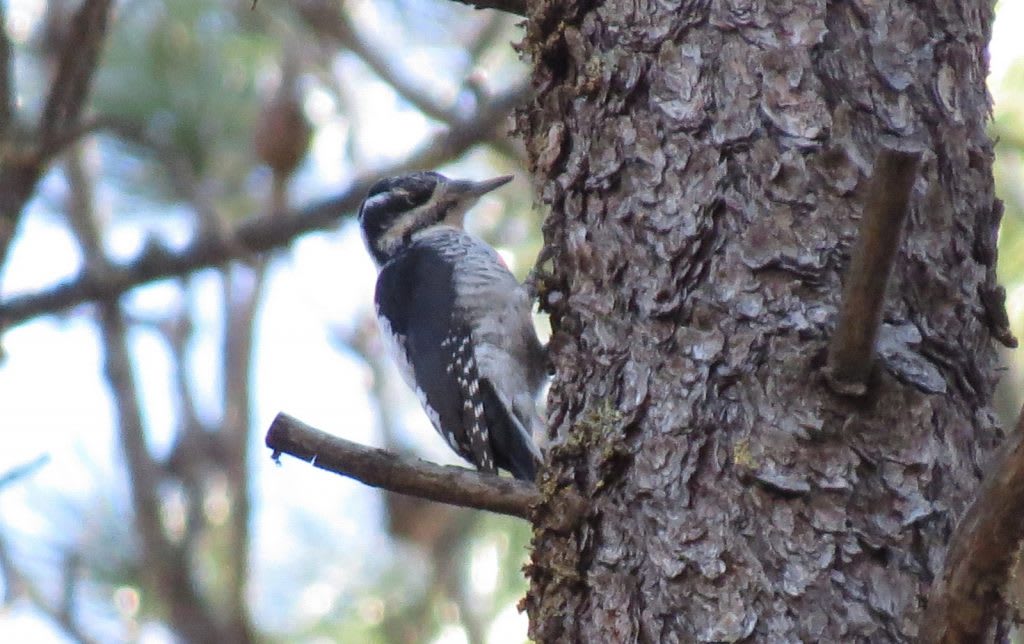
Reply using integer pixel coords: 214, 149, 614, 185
357, 171, 512, 266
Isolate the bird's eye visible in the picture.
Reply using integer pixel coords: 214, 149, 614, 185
396, 176, 438, 209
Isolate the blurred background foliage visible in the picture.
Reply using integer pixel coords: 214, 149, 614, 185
0, 0, 1021, 643
993, 41, 1024, 426
0, 0, 536, 642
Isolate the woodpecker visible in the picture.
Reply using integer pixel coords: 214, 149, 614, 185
358, 171, 546, 481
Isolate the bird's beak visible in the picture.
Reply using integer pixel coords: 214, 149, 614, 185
440, 175, 513, 229
453, 175, 514, 197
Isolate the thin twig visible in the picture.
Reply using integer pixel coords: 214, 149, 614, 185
38, 0, 112, 153
295, 2, 456, 123
0, 0, 113, 278
0, 84, 528, 329
266, 412, 541, 519
0, 454, 50, 492
458, 13, 527, 161
216, 173, 281, 641
920, 406, 1024, 643
48, 114, 238, 251
63, 146, 227, 642
0, 532, 100, 644
465, 12, 510, 65
825, 147, 922, 396
35, 114, 120, 159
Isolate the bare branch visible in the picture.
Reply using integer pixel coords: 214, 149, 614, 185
979, 282, 1018, 349
265, 412, 540, 519
825, 146, 922, 396
63, 147, 227, 642
35, 115, 115, 158
465, 12, 511, 65
447, 0, 526, 15
48, 115, 235, 247
38, 0, 112, 152
0, 532, 100, 644
44, 115, 190, 187
0, 160, 43, 286
0, 0, 113, 280
921, 407, 1024, 643
296, 0, 525, 158
0, 84, 529, 329
0, 454, 50, 492
295, 1, 457, 123
218, 245, 272, 644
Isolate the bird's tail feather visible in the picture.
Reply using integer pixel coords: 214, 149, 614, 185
480, 380, 542, 481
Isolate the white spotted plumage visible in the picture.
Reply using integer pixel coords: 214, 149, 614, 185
362, 172, 546, 481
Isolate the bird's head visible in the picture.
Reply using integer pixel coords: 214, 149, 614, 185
358, 171, 513, 265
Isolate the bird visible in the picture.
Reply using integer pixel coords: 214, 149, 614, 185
358, 171, 546, 481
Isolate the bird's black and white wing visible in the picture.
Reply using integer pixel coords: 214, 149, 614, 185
374, 230, 544, 480
359, 172, 544, 480
374, 242, 496, 473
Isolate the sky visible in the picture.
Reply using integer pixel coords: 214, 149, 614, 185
1, 1, 1024, 642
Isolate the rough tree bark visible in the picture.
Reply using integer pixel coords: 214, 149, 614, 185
519, 1, 1010, 642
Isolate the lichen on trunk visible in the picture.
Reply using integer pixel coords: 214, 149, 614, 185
519, 0, 1007, 641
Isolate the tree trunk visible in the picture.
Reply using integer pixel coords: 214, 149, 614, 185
520, 1, 1008, 641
